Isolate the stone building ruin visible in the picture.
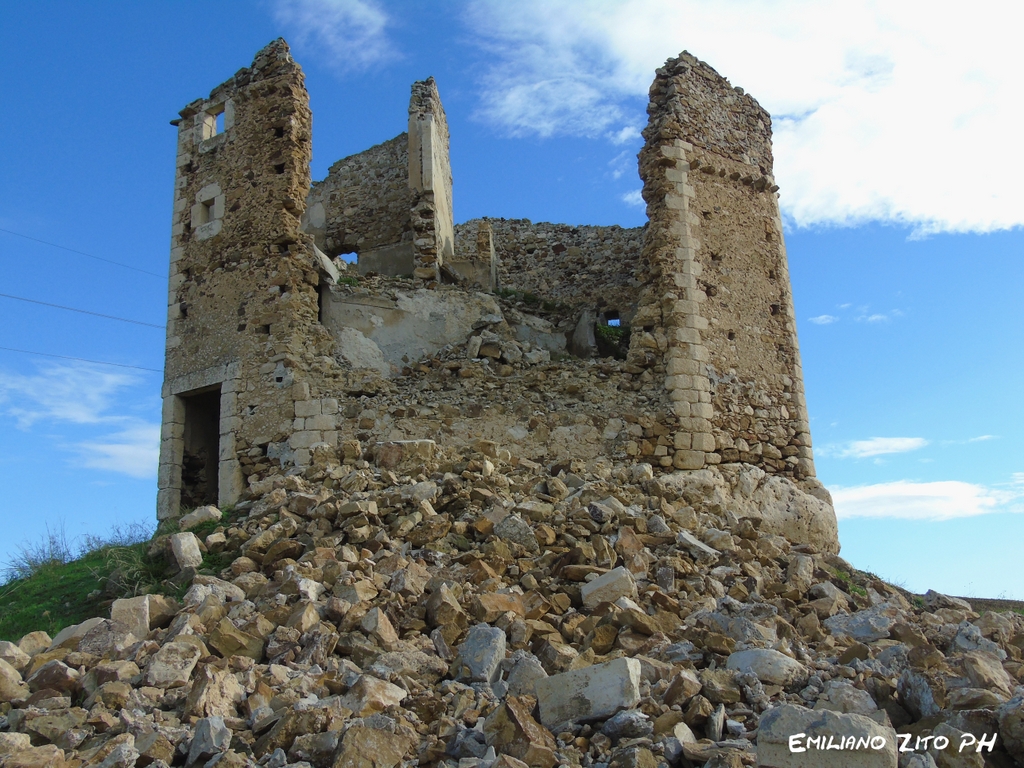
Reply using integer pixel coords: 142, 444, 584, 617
158, 40, 837, 552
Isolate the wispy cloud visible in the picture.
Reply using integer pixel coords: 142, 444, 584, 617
968, 435, 996, 442
0, 362, 159, 479
77, 425, 160, 480
832, 479, 1022, 520
0, 364, 139, 428
621, 189, 644, 207
273, 0, 392, 72
808, 314, 838, 325
820, 436, 928, 459
462, 0, 1021, 234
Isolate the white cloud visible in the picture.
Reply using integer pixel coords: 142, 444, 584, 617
274, 0, 392, 72
821, 436, 928, 458
77, 425, 160, 480
831, 479, 1020, 520
608, 126, 642, 145
0, 363, 139, 428
621, 189, 644, 207
808, 314, 838, 325
969, 435, 996, 443
0, 362, 159, 479
463, 0, 1022, 234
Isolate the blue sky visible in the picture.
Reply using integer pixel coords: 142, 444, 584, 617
1, 1, 1021, 597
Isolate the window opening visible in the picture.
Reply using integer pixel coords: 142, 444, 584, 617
199, 199, 214, 225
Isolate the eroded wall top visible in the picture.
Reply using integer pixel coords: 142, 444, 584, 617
304, 134, 414, 258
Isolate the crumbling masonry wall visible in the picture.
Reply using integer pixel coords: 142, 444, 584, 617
158, 40, 358, 520
303, 134, 414, 265
454, 218, 643, 319
408, 78, 454, 282
632, 52, 815, 478
159, 42, 823, 527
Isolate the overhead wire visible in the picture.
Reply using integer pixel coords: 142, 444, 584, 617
0, 292, 165, 329
0, 345, 161, 373
0, 227, 165, 278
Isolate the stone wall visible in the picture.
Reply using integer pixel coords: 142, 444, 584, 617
633, 51, 815, 479
159, 41, 823, 528
408, 78, 454, 282
303, 134, 414, 260
453, 218, 643, 317
159, 39, 358, 520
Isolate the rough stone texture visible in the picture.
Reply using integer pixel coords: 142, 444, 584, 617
757, 704, 898, 767
157, 41, 835, 557
408, 78, 453, 282
455, 623, 506, 684
453, 217, 643, 316
170, 531, 204, 570
725, 649, 808, 687
581, 566, 638, 609
535, 657, 642, 729
303, 134, 414, 262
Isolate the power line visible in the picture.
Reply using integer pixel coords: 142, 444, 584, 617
0, 227, 165, 279
0, 292, 165, 329
0, 345, 161, 373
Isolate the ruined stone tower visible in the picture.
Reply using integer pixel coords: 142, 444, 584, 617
632, 52, 815, 478
157, 40, 340, 520
158, 42, 834, 551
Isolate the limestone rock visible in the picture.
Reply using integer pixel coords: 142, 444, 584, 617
179, 504, 222, 530
726, 648, 809, 687
0, 658, 29, 702
581, 566, 638, 609
187, 716, 231, 766
824, 603, 902, 643
144, 640, 202, 688
813, 680, 878, 715
455, 623, 506, 684
340, 674, 407, 715
333, 725, 415, 768
997, 694, 1024, 763
483, 696, 559, 768
757, 704, 898, 767
0, 641, 31, 673
170, 531, 204, 570
535, 657, 641, 729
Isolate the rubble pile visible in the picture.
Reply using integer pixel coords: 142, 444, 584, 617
2, 448, 1023, 768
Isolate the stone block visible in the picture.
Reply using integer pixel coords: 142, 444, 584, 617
455, 624, 506, 683
294, 399, 321, 418
483, 696, 558, 768
726, 649, 808, 687
757, 704, 897, 767
581, 566, 638, 609
535, 657, 642, 729
170, 532, 203, 570
673, 450, 705, 470
110, 597, 151, 641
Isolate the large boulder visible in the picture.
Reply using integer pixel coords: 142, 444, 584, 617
757, 704, 897, 767
660, 464, 839, 554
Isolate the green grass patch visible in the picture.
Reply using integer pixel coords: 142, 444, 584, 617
0, 549, 112, 642
0, 522, 167, 643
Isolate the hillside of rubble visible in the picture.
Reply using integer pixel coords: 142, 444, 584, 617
2, 437, 1024, 768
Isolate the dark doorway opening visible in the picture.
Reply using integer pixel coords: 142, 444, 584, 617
181, 386, 221, 508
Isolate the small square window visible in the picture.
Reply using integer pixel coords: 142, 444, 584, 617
201, 105, 226, 141
199, 199, 215, 225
